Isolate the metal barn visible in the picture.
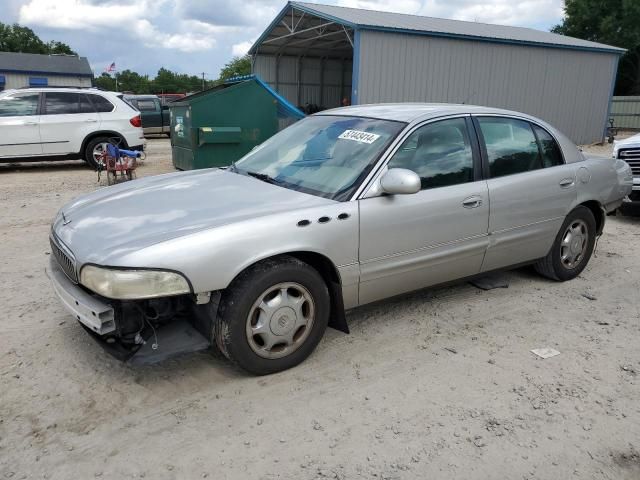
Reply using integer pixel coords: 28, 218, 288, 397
250, 2, 625, 144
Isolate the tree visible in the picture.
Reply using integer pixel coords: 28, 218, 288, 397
152, 67, 180, 93
46, 40, 75, 55
0, 22, 76, 55
94, 72, 116, 91
218, 55, 251, 82
150, 68, 208, 93
552, 0, 640, 94
115, 69, 151, 94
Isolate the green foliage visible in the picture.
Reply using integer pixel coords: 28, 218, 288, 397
46, 40, 75, 55
0, 22, 76, 55
95, 68, 213, 94
218, 55, 252, 82
114, 69, 151, 93
151, 67, 205, 94
94, 72, 116, 91
552, 0, 640, 94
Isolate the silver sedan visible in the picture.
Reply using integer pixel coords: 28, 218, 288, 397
48, 104, 634, 374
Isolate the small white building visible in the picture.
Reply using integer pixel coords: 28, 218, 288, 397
0, 52, 93, 91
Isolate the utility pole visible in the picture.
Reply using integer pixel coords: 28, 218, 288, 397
201, 72, 206, 91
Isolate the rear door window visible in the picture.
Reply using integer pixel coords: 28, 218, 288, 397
477, 117, 542, 178
0, 93, 39, 117
79, 94, 96, 113
44, 92, 83, 115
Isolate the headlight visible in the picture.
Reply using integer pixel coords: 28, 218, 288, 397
80, 265, 191, 300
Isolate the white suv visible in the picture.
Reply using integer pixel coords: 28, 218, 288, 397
0, 87, 145, 168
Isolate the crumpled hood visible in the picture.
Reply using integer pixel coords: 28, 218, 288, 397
52, 168, 333, 264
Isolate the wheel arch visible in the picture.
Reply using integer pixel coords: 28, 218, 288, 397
578, 200, 605, 235
80, 130, 128, 157
228, 250, 349, 334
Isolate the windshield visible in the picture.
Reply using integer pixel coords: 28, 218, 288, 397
232, 115, 405, 200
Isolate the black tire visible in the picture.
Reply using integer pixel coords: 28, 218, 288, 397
84, 136, 124, 169
534, 206, 597, 281
214, 256, 330, 375
84, 136, 111, 169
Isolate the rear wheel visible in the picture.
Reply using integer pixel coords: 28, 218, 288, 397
84, 136, 122, 169
214, 256, 330, 375
534, 206, 596, 281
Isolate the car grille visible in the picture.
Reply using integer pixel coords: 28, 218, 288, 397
50, 236, 78, 283
618, 148, 640, 176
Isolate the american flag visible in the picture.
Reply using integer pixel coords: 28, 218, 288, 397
105, 62, 116, 73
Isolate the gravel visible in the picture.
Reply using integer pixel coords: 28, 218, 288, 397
0, 137, 639, 479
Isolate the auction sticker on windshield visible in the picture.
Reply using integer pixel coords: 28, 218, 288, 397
338, 130, 381, 144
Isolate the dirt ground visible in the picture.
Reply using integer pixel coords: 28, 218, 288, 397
1, 137, 639, 480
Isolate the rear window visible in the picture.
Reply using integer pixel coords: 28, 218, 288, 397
135, 99, 158, 111
87, 94, 115, 112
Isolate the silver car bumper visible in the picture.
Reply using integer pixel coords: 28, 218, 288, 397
47, 257, 116, 335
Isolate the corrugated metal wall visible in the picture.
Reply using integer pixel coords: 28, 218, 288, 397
253, 55, 352, 109
610, 96, 640, 130
357, 30, 618, 144
0, 73, 92, 89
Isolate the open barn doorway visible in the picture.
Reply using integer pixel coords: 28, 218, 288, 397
250, 3, 355, 114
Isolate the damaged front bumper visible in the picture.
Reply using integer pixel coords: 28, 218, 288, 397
47, 257, 214, 365
48, 257, 116, 335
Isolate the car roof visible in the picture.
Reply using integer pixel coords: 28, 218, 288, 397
316, 103, 534, 123
2, 87, 117, 95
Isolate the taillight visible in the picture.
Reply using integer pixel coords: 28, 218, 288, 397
130, 115, 142, 128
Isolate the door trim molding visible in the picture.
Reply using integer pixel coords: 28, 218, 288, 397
0, 140, 68, 147
361, 232, 488, 265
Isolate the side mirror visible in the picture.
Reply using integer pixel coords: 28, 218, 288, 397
380, 168, 421, 195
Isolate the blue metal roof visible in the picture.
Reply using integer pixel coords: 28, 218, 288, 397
250, 1, 624, 55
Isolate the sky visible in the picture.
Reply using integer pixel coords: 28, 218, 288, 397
2, 0, 566, 80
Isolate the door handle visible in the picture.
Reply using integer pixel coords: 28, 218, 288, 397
24, 121, 38, 126
462, 196, 483, 208
559, 178, 575, 188
84, 119, 98, 123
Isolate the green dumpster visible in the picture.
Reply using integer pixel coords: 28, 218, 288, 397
169, 75, 305, 170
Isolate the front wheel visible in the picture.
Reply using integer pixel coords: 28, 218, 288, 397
534, 206, 597, 281
214, 256, 330, 375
